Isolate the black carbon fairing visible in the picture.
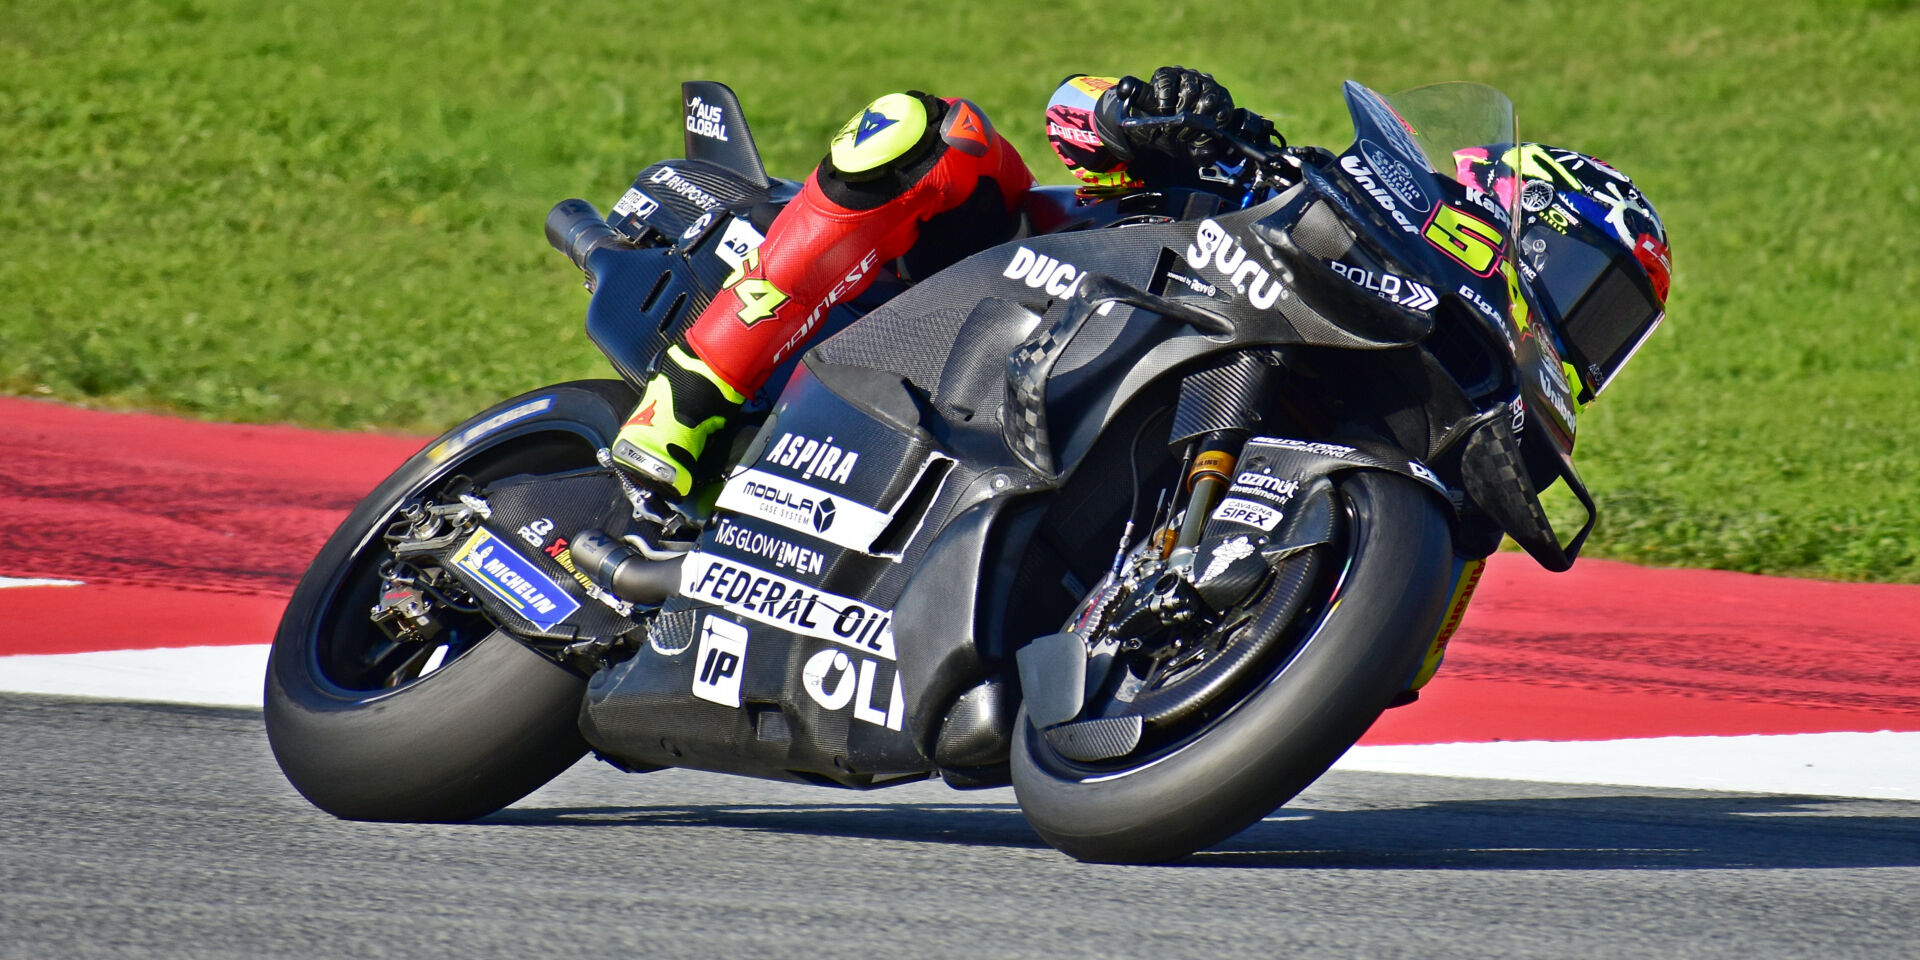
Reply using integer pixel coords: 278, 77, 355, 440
581, 190, 1486, 783
581, 363, 988, 785
575, 80, 1615, 784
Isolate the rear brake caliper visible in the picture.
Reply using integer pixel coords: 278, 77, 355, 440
367, 495, 489, 642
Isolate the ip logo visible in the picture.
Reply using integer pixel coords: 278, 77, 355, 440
691, 615, 749, 708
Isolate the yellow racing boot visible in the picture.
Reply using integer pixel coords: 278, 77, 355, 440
610, 344, 746, 498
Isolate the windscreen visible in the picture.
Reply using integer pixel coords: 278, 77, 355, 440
1380, 82, 1520, 240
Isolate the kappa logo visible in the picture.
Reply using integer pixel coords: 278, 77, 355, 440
691, 615, 748, 708
1186, 220, 1285, 310
1003, 246, 1088, 297
1463, 185, 1513, 227
685, 96, 729, 142
801, 648, 904, 730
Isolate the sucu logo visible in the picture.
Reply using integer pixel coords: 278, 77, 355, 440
1186, 220, 1286, 310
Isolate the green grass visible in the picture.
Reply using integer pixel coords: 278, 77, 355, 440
4, 0, 1918, 581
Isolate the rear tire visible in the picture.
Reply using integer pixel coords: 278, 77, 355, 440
1010, 471, 1453, 863
265, 381, 635, 822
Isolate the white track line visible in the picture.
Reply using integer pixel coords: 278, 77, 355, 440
0, 645, 267, 708
0, 576, 84, 589
1339, 732, 1920, 802
3, 645, 1916, 802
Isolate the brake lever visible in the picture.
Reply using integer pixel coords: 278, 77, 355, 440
1120, 112, 1294, 183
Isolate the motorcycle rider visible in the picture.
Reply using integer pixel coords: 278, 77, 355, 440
607, 67, 1241, 511
604, 67, 1672, 538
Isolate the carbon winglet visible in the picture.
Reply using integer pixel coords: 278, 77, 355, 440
680, 81, 771, 190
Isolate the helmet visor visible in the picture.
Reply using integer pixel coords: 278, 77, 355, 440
1524, 221, 1665, 397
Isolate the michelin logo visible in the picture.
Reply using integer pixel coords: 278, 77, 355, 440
450, 528, 580, 630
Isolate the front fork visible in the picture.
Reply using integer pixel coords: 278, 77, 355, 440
1161, 349, 1288, 560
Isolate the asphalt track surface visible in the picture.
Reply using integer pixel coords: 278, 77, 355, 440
6, 397, 1920, 957
6, 693, 1919, 960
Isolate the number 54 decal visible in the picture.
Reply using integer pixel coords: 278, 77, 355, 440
1424, 204, 1504, 277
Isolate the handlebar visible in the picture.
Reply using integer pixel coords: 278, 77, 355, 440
1118, 110, 1303, 185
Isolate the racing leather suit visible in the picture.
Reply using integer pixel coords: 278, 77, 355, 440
611, 69, 1236, 499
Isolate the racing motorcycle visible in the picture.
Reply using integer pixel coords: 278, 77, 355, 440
267, 78, 1649, 863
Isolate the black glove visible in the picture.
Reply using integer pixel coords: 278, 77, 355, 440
1095, 66, 1240, 166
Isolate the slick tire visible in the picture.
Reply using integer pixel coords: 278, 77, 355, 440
265, 380, 635, 822
1010, 471, 1453, 863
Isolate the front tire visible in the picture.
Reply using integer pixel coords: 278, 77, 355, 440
265, 380, 635, 822
1010, 471, 1453, 863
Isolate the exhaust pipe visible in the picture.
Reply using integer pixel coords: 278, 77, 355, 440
567, 529, 684, 607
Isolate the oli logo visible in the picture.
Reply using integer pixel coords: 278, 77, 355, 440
801, 647, 903, 731
691, 616, 749, 708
